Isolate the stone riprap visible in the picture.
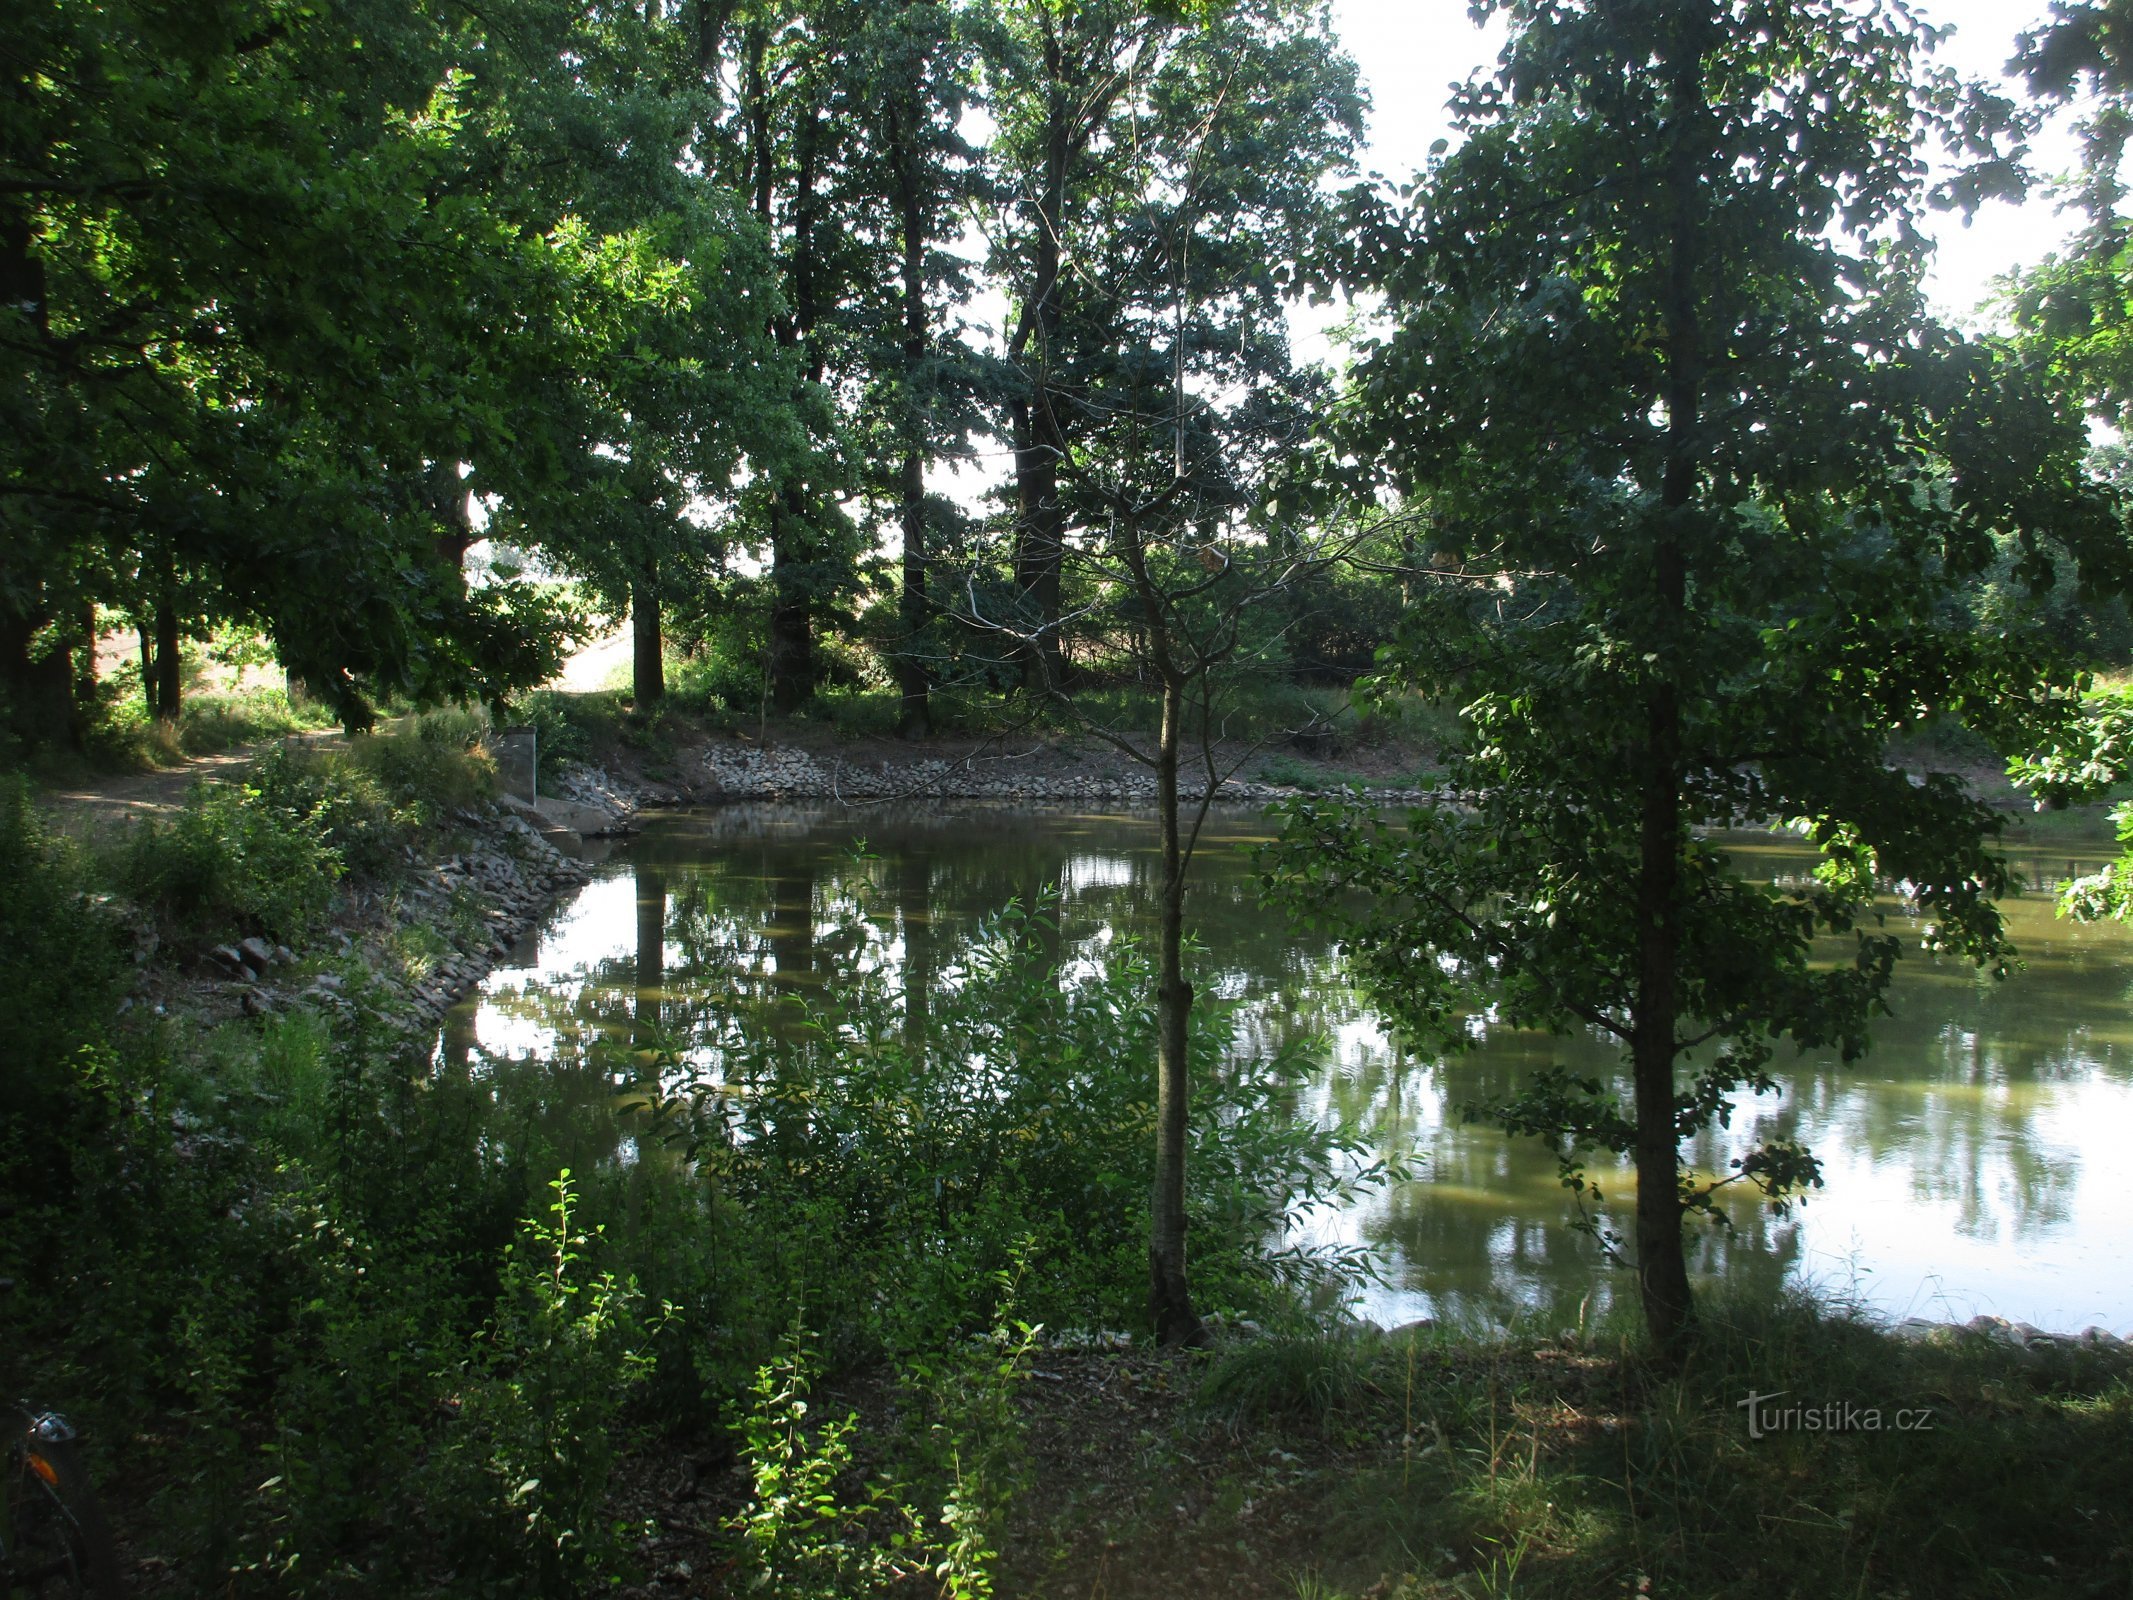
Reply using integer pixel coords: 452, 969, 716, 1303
689, 740, 1437, 808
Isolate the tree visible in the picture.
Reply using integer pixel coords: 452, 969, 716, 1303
983, 0, 1161, 691
961, 0, 1361, 1341
1, 0, 777, 739
850, 0, 990, 736
1266, 0, 2123, 1352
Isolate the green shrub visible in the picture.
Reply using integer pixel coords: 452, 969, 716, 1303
345, 714, 496, 822
0, 782, 129, 1175
730, 1322, 932, 1600
643, 901, 1382, 1361
431, 1171, 669, 1596
509, 691, 600, 785
115, 774, 343, 942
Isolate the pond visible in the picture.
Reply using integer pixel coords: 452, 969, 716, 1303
439, 803, 2133, 1334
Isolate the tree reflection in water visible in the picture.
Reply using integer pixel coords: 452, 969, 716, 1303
435, 804, 2133, 1331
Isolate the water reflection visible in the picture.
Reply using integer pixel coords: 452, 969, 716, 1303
438, 804, 2133, 1333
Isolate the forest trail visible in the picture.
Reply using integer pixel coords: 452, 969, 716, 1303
40, 730, 344, 835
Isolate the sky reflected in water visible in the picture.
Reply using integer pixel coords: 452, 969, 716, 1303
440, 803, 2133, 1334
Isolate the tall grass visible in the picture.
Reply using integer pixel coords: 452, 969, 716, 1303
1196, 1291, 2133, 1598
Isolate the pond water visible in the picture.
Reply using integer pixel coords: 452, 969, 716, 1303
439, 803, 2133, 1334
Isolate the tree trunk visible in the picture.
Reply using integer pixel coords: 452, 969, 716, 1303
632, 568, 665, 708
153, 597, 181, 724
139, 624, 158, 717
1630, 20, 1710, 1359
1149, 674, 1204, 1346
893, 102, 932, 737
1631, 675, 1691, 1353
1009, 79, 1073, 693
1012, 398, 1067, 692
0, 598, 73, 747
430, 459, 477, 570
769, 488, 816, 715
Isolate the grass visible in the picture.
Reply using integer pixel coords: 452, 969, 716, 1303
1166, 1294, 2133, 1600
90, 685, 337, 769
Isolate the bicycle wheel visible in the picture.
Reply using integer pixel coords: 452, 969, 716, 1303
7, 1429, 119, 1599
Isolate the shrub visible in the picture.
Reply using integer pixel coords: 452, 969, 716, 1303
643, 901, 1383, 1361
431, 1171, 669, 1596
0, 782, 129, 1173
115, 774, 343, 942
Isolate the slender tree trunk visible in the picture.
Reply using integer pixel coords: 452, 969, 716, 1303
744, 27, 823, 719
1010, 80, 1072, 692
1150, 673, 1204, 1346
1631, 673, 1690, 1351
153, 596, 181, 725
1631, 22, 1709, 1358
893, 108, 932, 737
1013, 399, 1067, 691
139, 624, 158, 717
897, 445, 931, 734
632, 567, 665, 708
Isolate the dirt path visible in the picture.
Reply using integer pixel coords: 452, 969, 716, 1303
40, 731, 343, 836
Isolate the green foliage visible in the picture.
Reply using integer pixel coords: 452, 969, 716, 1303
434, 1171, 670, 1596
1269, 0, 2124, 1346
641, 900, 1381, 1358
2, 0, 785, 743
729, 1322, 930, 1599
115, 774, 345, 944
2010, 681, 2133, 918
105, 726, 492, 943
510, 691, 600, 785
0, 781, 128, 1162
1296, 1297, 2133, 1600
87, 685, 336, 769
1199, 1327, 1384, 1432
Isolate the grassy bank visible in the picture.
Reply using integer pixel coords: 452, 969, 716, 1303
1123, 1302, 2130, 1599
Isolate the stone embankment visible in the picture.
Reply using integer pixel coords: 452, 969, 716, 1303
686, 740, 1437, 808
167, 805, 608, 1045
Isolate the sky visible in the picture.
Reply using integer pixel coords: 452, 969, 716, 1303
1321, 0, 2085, 327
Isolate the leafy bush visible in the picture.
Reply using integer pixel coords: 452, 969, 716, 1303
344, 713, 496, 822
643, 901, 1382, 1362
509, 691, 599, 786
115, 773, 344, 942
0, 783, 129, 1173
730, 1323, 932, 1599
432, 1171, 669, 1596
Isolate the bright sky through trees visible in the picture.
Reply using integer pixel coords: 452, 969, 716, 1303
1326, 0, 2080, 326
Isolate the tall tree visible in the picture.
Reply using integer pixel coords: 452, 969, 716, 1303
852, 0, 988, 736
1, 0, 778, 738
1268, 0, 2121, 1353
984, 0, 1177, 689
719, 2, 886, 715
964, 0, 1361, 1341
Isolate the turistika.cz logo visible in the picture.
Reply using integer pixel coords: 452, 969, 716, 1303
1736, 1390, 1935, 1440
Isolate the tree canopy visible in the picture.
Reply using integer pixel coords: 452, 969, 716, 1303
1266, 0, 2127, 1349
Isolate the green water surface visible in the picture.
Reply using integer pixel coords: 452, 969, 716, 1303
440, 803, 2133, 1333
